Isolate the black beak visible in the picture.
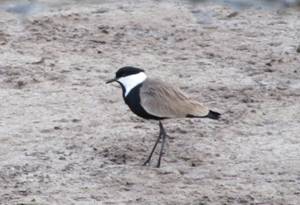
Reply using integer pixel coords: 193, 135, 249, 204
106, 78, 117, 84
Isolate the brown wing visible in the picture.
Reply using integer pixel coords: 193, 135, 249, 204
140, 79, 209, 118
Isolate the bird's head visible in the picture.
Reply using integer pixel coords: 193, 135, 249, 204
106, 66, 147, 96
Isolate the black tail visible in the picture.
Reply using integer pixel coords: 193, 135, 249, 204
206, 110, 221, 120
186, 110, 221, 120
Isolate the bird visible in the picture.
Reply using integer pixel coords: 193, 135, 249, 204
106, 66, 221, 168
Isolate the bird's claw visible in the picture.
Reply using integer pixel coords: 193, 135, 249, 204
143, 160, 150, 166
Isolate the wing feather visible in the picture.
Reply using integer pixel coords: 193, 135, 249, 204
140, 79, 209, 118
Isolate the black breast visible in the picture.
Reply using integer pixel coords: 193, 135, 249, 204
122, 84, 163, 120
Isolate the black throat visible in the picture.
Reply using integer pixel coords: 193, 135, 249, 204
121, 83, 163, 120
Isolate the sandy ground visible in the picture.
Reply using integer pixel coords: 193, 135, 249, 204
0, 0, 300, 204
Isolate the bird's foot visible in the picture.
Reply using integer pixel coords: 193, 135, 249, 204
143, 159, 151, 166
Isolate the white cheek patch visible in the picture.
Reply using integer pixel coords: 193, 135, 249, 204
118, 72, 147, 96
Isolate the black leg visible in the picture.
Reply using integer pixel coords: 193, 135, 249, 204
157, 121, 167, 168
143, 121, 163, 166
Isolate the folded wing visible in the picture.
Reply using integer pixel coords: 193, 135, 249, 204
140, 79, 209, 118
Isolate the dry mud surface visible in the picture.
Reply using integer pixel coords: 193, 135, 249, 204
0, 0, 300, 204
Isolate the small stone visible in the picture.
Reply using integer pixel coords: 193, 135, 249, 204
101, 29, 109, 34
59, 156, 66, 160
72, 119, 80, 123
227, 11, 239, 18
16, 80, 25, 88
265, 62, 272, 66
264, 68, 274, 72
94, 9, 108, 14
90, 40, 106, 44
297, 45, 300, 53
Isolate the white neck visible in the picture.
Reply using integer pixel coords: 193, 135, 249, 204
117, 72, 147, 96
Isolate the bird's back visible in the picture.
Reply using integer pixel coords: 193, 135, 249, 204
140, 78, 210, 119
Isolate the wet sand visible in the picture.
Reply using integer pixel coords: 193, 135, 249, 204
0, 0, 300, 204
